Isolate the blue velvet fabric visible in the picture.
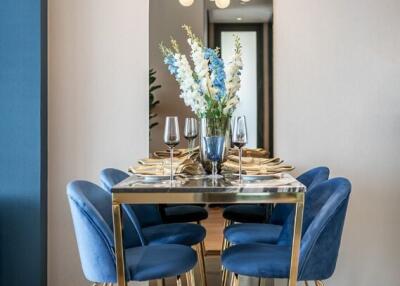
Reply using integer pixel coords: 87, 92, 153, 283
224, 223, 282, 244
221, 177, 351, 281
269, 166, 330, 225
162, 205, 209, 223
222, 167, 330, 224
67, 180, 197, 283
143, 223, 206, 246
223, 204, 267, 223
101, 168, 208, 224
100, 168, 206, 247
100, 168, 163, 227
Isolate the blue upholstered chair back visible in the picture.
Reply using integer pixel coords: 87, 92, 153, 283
278, 178, 351, 280
100, 168, 163, 227
67, 180, 117, 283
67, 181, 148, 282
270, 167, 330, 225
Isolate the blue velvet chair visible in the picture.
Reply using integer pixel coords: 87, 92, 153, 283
100, 168, 208, 285
222, 166, 330, 224
67, 180, 198, 285
100, 168, 208, 224
222, 167, 330, 251
221, 177, 351, 286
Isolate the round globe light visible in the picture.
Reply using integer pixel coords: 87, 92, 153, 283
215, 0, 231, 9
179, 0, 194, 7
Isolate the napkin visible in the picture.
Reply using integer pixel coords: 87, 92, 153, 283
222, 154, 294, 175
153, 147, 199, 159
129, 155, 204, 176
228, 148, 269, 158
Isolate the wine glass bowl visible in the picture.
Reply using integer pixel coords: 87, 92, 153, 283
184, 118, 198, 155
232, 116, 248, 180
164, 116, 180, 181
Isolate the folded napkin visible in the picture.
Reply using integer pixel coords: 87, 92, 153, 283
153, 147, 199, 159
129, 155, 204, 176
228, 148, 269, 158
222, 154, 294, 175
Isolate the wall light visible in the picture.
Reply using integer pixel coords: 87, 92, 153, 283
179, 0, 194, 7
215, 0, 231, 9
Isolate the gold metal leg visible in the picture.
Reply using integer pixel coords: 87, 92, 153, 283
221, 220, 232, 254
288, 196, 304, 286
196, 243, 207, 286
112, 203, 127, 286
315, 281, 324, 286
221, 268, 228, 286
186, 270, 196, 286
305, 281, 309, 286
157, 279, 166, 286
232, 274, 239, 286
176, 275, 182, 286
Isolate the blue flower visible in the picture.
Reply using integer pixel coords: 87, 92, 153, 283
204, 48, 226, 101
164, 55, 179, 76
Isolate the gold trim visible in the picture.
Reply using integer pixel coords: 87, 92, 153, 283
288, 195, 305, 286
112, 203, 127, 286
196, 243, 208, 286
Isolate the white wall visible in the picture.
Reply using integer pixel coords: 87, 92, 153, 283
274, 0, 400, 285
149, 0, 204, 152
48, 1, 149, 285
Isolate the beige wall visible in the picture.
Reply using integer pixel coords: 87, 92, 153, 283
48, 0, 149, 285
274, 0, 400, 285
149, 0, 205, 152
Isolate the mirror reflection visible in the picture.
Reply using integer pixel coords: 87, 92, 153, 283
149, 0, 273, 155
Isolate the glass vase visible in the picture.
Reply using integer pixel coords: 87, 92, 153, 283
199, 116, 231, 174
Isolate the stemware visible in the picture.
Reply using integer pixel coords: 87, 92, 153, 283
232, 116, 248, 181
163, 116, 180, 181
184, 118, 198, 156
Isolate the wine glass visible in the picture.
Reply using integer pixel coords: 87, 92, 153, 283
232, 116, 248, 181
164, 116, 180, 181
184, 118, 198, 156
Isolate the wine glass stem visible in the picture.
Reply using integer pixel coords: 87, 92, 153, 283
239, 147, 243, 181
188, 139, 192, 156
170, 147, 173, 181
212, 161, 217, 178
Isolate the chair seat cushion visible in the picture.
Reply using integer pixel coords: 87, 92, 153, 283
143, 223, 206, 246
163, 205, 208, 223
221, 243, 291, 279
126, 244, 197, 281
224, 223, 282, 245
223, 205, 267, 223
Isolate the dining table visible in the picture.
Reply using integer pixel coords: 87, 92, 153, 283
111, 173, 306, 286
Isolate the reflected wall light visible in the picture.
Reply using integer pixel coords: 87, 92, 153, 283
215, 0, 231, 9
179, 0, 194, 7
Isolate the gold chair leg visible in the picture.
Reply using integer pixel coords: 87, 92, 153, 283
157, 279, 166, 286
186, 270, 196, 286
315, 281, 325, 286
196, 243, 207, 286
176, 275, 182, 286
221, 268, 228, 286
305, 281, 309, 286
232, 274, 239, 286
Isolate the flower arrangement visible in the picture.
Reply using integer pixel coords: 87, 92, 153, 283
160, 25, 243, 119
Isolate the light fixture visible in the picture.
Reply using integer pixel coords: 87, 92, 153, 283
236, 17, 243, 21
179, 0, 194, 7
215, 0, 230, 9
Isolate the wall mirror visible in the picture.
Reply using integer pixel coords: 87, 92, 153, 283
149, 0, 273, 155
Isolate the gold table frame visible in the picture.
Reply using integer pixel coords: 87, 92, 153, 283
111, 178, 305, 286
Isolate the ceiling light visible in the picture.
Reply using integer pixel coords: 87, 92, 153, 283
241, 0, 251, 2
215, 0, 230, 9
179, 0, 194, 7
236, 17, 243, 21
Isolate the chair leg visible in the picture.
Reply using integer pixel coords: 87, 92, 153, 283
196, 243, 207, 286
186, 269, 196, 286
232, 274, 239, 286
221, 268, 228, 286
221, 220, 232, 254
304, 281, 309, 286
315, 281, 325, 286
176, 275, 182, 286
157, 279, 166, 286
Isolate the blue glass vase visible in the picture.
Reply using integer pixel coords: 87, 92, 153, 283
199, 116, 230, 175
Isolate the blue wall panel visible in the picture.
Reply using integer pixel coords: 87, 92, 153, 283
0, 0, 47, 285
